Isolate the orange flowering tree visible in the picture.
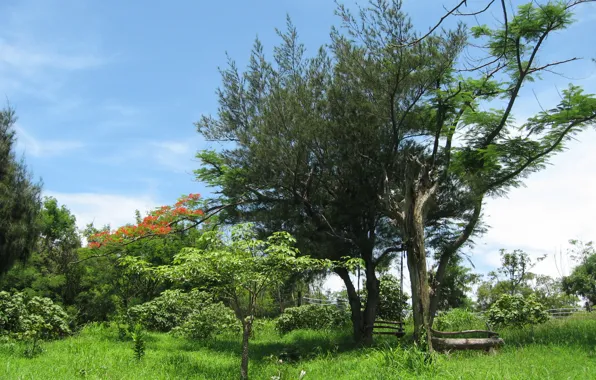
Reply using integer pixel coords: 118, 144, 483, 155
87, 193, 213, 249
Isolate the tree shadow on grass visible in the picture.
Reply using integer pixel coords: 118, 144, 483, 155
160, 351, 238, 379
178, 328, 359, 365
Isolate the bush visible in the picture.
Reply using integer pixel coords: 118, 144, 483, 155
172, 302, 239, 340
275, 305, 349, 334
378, 275, 409, 321
127, 289, 212, 332
359, 275, 409, 321
0, 291, 70, 341
487, 294, 549, 329
434, 308, 486, 332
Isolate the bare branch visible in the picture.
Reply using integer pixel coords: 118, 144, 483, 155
527, 57, 580, 74
395, 0, 495, 47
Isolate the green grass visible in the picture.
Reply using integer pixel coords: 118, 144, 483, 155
2, 315, 596, 379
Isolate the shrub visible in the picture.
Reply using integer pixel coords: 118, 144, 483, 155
487, 294, 549, 329
434, 308, 486, 332
131, 323, 146, 360
172, 302, 239, 340
359, 275, 409, 321
0, 291, 70, 341
127, 289, 212, 332
275, 305, 349, 334
378, 275, 409, 321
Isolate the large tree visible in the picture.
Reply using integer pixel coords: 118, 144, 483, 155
0, 108, 42, 275
195, 0, 596, 348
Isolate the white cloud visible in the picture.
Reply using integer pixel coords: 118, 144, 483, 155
46, 191, 160, 232
15, 125, 84, 157
151, 141, 192, 155
150, 140, 198, 172
0, 39, 104, 72
92, 139, 198, 173
474, 129, 596, 278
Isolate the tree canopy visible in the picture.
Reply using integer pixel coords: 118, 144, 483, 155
195, 0, 596, 348
0, 108, 42, 275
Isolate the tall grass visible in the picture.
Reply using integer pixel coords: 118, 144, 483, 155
2, 315, 596, 379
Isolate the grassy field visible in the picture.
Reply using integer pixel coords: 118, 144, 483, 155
2, 315, 596, 379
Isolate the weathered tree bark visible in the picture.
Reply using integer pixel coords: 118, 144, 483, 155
240, 317, 253, 380
402, 167, 436, 351
431, 337, 504, 351
404, 222, 432, 350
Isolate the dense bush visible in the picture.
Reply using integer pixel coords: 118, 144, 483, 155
172, 303, 239, 340
434, 308, 486, 332
487, 294, 549, 328
275, 305, 349, 334
127, 289, 238, 339
0, 291, 70, 341
127, 289, 212, 332
377, 275, 409, 321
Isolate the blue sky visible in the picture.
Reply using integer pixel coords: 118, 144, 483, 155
2, 0, 596, 288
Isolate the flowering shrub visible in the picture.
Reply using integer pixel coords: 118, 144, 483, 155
88, 193, 205, 248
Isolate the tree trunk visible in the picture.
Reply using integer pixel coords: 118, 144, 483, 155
240, 317, 253, 380
335, 267, 363, 343
429, 199, 482, 327
406, 235, 432, 351
362, 258, 380, 346
429, 253, 451, 327
403, 176, 435, 351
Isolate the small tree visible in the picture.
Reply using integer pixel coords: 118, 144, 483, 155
476, 249, 540, 309
497, 250, 536, 296
162, 224, 329, 380
88, 197, 329, 379
562, 241, 596, 307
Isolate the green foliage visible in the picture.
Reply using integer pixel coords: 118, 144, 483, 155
0, 291, 70, 345
127, 289, 213, 332
487, 294, 549, 329
131, 323, 146, 361
375, 343, 439, 376
275, 305, 349, 334
562, 240, 596, 305
377, 275, 409, 321
0, 197, 82, 306
172, 303, 239, 340
532, 274, 578, 309
434, 308, 486, 332
0, 108, 42, 274
430, 257, 479, 312
474, 249, 567, 311
163, 225, 330, 322
3, 317, 596, 379
160, 224, 328, 379
194, 0, 596, 345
